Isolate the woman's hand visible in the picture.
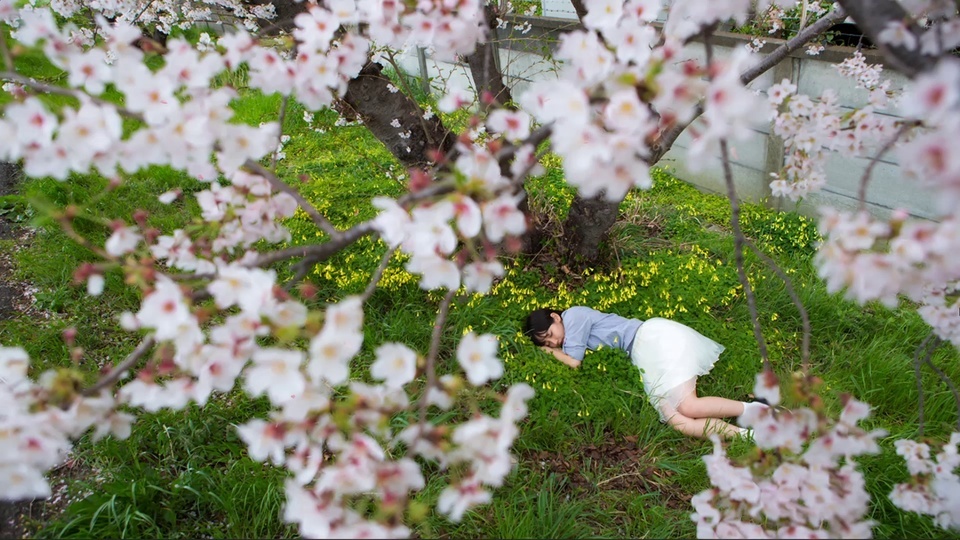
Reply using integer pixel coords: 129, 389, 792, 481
540, 346, 581, 369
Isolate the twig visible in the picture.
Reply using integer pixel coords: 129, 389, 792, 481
271, 95, 290, 172
242, 159, 339, 237
0, 71, 144, 121
858, 121, 916, 211
596, 471, 647, 487
913, 332, 938, 436
360, 246, 396, 302
743, 237, 810, 370
82, 336, 156, 396
705, 32, 770, 370
418, 288, 458, 426
921, 337, 960, 432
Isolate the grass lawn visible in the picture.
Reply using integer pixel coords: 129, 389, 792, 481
1, 78, 958, 538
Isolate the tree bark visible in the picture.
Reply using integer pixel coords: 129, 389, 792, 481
342, 62, 455, 170
464, 3, 514, 110
562, 196, 620, 263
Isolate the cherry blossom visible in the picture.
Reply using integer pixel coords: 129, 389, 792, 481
456, 332, 503, 386
370, 343, 418, 388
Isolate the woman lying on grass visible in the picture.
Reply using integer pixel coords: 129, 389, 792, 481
524, 307, 767, 440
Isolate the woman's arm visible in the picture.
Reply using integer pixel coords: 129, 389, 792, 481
541, 346, 581, 369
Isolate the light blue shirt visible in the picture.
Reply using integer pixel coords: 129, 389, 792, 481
561, 306, 643, 361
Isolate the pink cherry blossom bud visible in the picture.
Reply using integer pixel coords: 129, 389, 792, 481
409, 169, 431, 192
157, 356, 176, 376
427, 148, 445, 164
62, 327, 77, 346
298, 282, 318, 300
107, 177, 122, 190
481, 90, 496, 105
109, 219, 126, 232
144, 228, 160, 244
486, 139, 502, 154
70, 347, 84, 363
455, 250, 468, 266
891, 208, 909, 222
132, 209, 149, 227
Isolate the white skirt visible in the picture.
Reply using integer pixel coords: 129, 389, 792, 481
629, 318, 725, 422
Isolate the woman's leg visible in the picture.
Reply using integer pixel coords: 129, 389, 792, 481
658, 397, 745, 439
665, 413, 745, 439
670, 378, 746, 419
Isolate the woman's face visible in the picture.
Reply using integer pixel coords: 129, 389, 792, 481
541, 312, 565, 349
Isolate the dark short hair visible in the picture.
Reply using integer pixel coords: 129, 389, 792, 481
523, 308, 562, 347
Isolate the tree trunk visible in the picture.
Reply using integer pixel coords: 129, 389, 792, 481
342, 62, 455, 170
562, 196, 619, 263
464, 3, 513, 110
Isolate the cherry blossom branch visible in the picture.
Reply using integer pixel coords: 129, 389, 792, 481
858, 121, 916, 211
82, 336, 156, 397
419, 288, 457, 426
743, 237, 810, 370
0, 71, 144, 121
360, 246, 396, 303
252, 222, 375, 268
738, 7, 846, 84
837, 0, 937, 78
647, 7, 845, 165
652, 8, 846, 162
719, 138, 770, 370
913, 332, 938, 436
705, 33, 771, 370
58, 215, 111, 259
920, 337, 960, 432
242, 159, 339, 237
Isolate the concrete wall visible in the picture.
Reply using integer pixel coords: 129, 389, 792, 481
395, 15, 937, 221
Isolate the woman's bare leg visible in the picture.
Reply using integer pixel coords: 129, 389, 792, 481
670, 378, 746, 419
664, 412, 744, 439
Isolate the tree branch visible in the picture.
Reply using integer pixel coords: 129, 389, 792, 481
360, 246, 396, 303
738, 7, 847, 85
651, 7, 847, 163
242, 159, 339, 237
82, 336, 156, 397
921, 337, 960, 432
419, 288, 458, 427
706, 32, 771, 370
743, 237, 810, 370
858, 121, 916, 211
913, 332, 938, 436
0, 71, 144, 121
837, 0, 938, 79
252, 222, 375, 268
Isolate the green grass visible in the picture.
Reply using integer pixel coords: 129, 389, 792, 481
2, 80, 959, 539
